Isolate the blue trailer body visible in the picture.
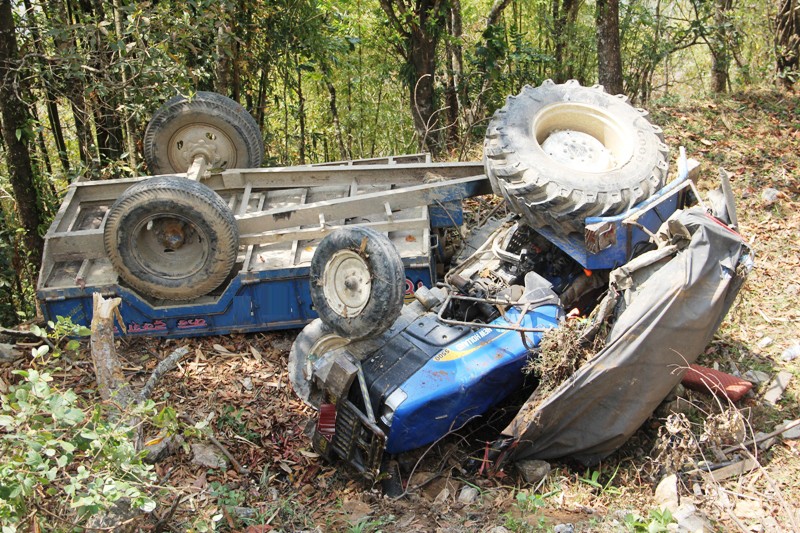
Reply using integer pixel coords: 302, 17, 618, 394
40, 259, 434, 339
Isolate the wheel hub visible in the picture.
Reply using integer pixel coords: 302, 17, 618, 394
133, 215, 207, 280
168, 123, 238, 172
322, 250, 372, 318
541, 130, 613, 172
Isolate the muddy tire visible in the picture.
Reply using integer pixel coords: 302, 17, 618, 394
104, 176, 238, 300
310, 227, 405, 340
144, 92, 264, 175
289, 319, 350, 408
484, 79, 669, 234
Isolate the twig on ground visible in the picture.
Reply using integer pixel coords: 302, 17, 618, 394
153, 495, 182, 533
179, 414, 251, 476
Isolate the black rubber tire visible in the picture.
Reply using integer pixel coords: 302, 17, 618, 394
104, 176, 239, 301
484, 79, 669, 234
310, 227, 405, 340
288, 319, 349, 408
143, 91, 264, 175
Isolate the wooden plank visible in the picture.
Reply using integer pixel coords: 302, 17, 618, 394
236, 175, 490, 235
211, 162, 484, 190
46, 228, 106, 260
240, 217, 430, 246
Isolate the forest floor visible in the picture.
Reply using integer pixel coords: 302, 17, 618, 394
3, 89, 800, 532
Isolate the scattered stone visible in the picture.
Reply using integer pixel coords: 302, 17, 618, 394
486, 527, 510, 533
672, 503, 713, 532
777, 419, 800, 440
763, 371, 793, 405
754, 431, 777, 451
230, 506, 257, 519
553, 524, 574, 533
654, 474, 679, 512
701, 458, 758, 482
144, 434, 184, 464
781, 341, 800, 362
516, 459, 551, 485
756, 336, 773, 349
761, 188, 780, 206
0, 343, 21, 363
192, 442, 229, 469
457, 485, 479, 504
241, 376, 254, 391
743, 370, 771, 386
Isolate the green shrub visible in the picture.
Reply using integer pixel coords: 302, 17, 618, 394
0, 369, 157, 532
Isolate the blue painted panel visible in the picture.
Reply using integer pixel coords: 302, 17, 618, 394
385, 305, 561, 454
40, 260, 433, 338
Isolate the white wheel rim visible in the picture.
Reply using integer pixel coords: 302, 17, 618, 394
167, 122, 238, 172
533, 102, 632, 173
322, 249, 372, 318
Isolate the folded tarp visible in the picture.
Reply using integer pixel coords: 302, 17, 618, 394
500, 208, 752, 465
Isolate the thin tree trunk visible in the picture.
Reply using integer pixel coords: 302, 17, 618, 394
22, 0, 71, 173
325, 77, 347, 160
775, 0, 798, 89
297, 59, 306, 164
0, 0, 45, 265
596, 0, 624, 95
710, 0, 733, 93
112, 0, 138, 169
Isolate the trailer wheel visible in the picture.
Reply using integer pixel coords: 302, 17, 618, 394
289, 319, 350, 408
144, 91, 264, 175
484, 79, 669, 234
104, 176, 239, 301
310, 227, 405, 340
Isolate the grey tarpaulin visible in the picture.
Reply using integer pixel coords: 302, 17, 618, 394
500, 208, 752, 466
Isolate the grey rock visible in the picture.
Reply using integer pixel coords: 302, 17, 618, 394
270, 337, 294, 353
516, 459, 551, 485
654, 474, 679, 512
230, 506, 256, 519
761, 188, 780, 206
458, 485, 479, 504
144, 434, 184, 464
744, 370, 771, 386
763, 371, 793, 405
0, 343, 21, 363
192, 442, 229, 469
553, 525, 574, 533
781, 341, 800, 362
673, 503, 713, 532
486, 527, 510, 533
756, 336, 773, 349
778, 419, 800, 440
241, 376, 254, 391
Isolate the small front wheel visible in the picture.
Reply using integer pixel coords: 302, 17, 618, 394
310, 227, 405, 340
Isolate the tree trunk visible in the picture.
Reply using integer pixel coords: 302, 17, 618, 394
379, 0, 446, 155
325, 76, 347, 160
776, 0, 799, 89
112, 0, 138, 170
596, 0, 623, 95
710, 0, 733, 93
22, 0, 71, 173
0, 0, 45, 265
553, 0, 581, 83
444, 1, 463, 150
297, 60, 306, 165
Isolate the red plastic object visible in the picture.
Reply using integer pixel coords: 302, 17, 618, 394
681, 364, 753, 402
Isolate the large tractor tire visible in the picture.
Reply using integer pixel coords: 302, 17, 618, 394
144, 91, 264, 175
484, 80, 669, 234
310, 227, 405, 340
103, 176, 239, 301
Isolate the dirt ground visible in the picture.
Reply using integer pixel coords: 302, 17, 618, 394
2, 89, 799, 532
